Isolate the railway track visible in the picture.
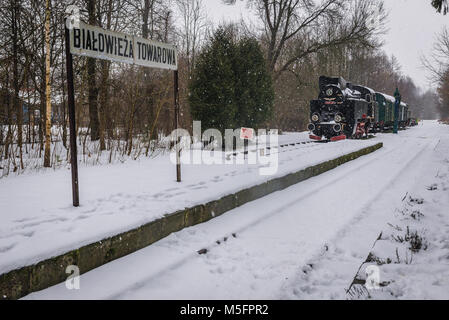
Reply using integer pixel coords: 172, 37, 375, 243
226, 134, 378, 160
225, 139, 318, 160
103, 139, 402, 300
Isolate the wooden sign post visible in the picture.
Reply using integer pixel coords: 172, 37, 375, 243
64, 18, 179, 207
64, 19, 79, 207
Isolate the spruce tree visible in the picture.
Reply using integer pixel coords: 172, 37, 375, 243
189, 27, 274, 132
189, 27, 238, 133
234, 37, 274, 128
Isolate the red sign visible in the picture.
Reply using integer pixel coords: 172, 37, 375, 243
240, 127, 255, 140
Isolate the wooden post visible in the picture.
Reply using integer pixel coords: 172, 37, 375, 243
64, 19, 80, 207
174, 70, 181, 182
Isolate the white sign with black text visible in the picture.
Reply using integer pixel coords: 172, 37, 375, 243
69, 21, 178, 71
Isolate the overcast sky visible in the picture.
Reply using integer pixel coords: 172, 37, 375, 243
203, 0, 448, 91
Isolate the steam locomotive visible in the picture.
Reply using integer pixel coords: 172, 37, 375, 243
308, 76, 414, 141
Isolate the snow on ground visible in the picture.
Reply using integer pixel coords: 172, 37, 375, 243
23, 121, 449, 300
345, 130, 449, 299
280, 120, 449, 299
0, 131, 377, 275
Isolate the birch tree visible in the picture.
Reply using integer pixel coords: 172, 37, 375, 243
43, 0, 51, 167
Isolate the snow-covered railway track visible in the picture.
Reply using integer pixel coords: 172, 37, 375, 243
25, 129, 435, 300
226, 139, 319, 160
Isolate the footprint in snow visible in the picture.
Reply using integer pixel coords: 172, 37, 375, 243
13, 216, 39, 223
164, 187, 180, 192
0, 230, 35, 240
152, 193, 165, 198
163, 191, 186, 198
81, 207, 97, 214
0, 243, 17, 253
17, 217, 69, 229
192, 186, 207, 190
62, 226, 75, 233
20, 231, 35, 238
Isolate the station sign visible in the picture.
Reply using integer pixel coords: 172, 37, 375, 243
69, 21, 178, 70
64, 18, 181, 207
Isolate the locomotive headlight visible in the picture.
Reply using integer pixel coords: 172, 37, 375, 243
333, 124, 342, 132
334, 114, 342, 122
312, 114, 319, 122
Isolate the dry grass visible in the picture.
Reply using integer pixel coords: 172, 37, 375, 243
0, 125, 171, 179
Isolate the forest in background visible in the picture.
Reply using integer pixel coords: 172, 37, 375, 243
0, 0, 446, 176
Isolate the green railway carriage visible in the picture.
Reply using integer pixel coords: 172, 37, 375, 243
375, 92, 386, 130
374, 91, 411, 130
374, 92, 396, 130
407, 109, 412, 125
383, 94, 395, 128
399, 102, 408, 128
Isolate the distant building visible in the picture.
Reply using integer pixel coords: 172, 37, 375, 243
0, 86, 64, 125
